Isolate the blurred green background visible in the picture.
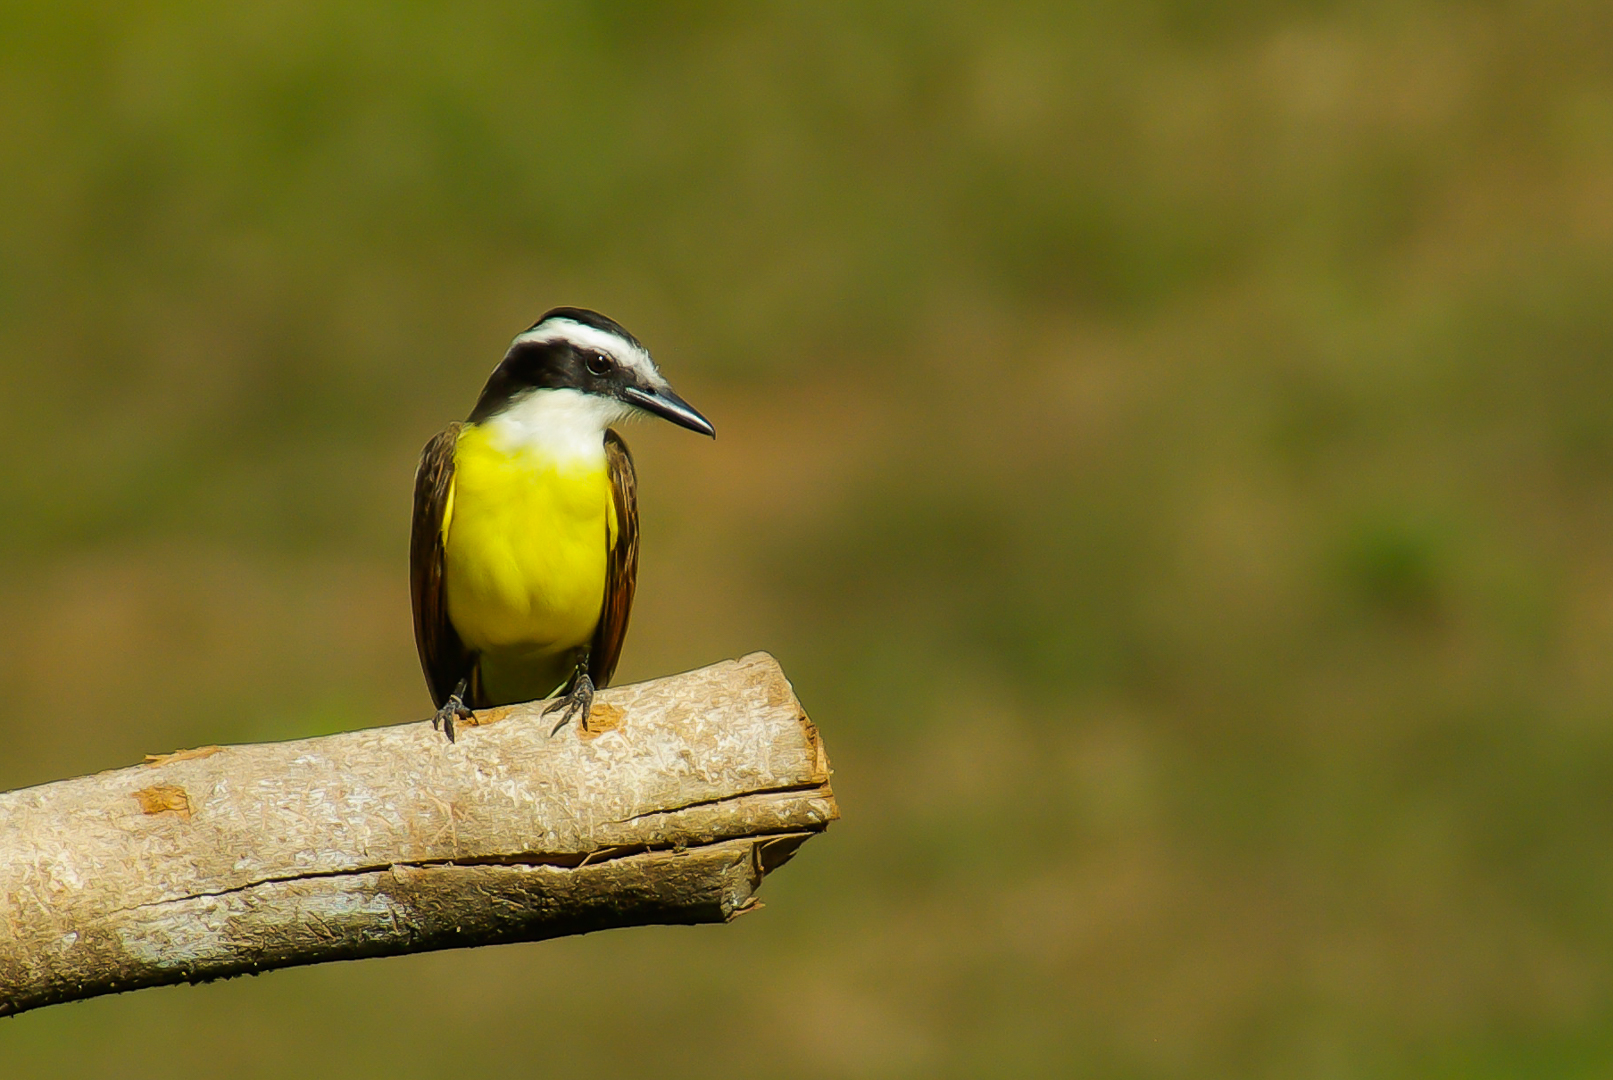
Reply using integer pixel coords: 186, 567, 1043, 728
5, 1, 1613, 1076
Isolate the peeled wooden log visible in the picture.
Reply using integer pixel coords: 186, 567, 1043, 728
0, 653, 835, 1017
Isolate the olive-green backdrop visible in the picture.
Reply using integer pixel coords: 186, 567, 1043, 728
5, 2, 1613, 1077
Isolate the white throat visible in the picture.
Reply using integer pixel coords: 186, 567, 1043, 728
482, 388, 631, 463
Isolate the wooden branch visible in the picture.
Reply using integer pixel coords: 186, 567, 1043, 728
0, 653, 835, 1017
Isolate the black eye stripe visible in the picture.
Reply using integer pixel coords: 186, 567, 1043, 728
468, 329, 640, 424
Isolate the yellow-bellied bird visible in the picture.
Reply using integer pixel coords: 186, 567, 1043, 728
410, 308, 714, 741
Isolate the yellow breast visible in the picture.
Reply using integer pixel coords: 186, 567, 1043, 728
442, 424, 613, 665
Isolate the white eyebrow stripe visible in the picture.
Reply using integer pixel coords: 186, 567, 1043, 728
510, 319, 656, 374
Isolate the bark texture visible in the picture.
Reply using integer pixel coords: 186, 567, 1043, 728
0, 653, 835, 1017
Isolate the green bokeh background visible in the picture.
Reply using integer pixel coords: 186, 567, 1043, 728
6, 2, 1613, 1076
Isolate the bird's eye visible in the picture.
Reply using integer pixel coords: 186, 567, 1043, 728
586, 352, 613, 376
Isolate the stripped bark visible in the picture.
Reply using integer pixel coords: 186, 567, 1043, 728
0, 653, 835, 1017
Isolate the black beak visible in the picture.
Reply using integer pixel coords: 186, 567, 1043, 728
622, 384, 716, 437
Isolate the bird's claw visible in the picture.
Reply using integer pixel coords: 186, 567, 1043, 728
432, 695, 474, 743
543, 671, 594, 736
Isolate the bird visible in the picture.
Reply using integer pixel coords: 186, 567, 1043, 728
410, 307, 714, 742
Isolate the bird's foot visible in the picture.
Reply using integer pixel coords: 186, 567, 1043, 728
542, 670, 594, 736
432, 693, 475, 743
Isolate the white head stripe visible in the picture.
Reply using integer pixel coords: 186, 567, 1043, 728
510, 319, 657, 375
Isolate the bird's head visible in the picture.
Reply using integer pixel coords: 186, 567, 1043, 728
468, 307, 715, 438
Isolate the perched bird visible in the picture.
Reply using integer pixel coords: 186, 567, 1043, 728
410, 308, 714, 741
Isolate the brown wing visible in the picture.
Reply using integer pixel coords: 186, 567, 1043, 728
590, 429, 639, 688
410, 423, 474, 709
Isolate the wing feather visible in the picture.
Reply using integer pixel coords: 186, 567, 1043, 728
590, 429, 639, 688
410, 423, 474, 708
